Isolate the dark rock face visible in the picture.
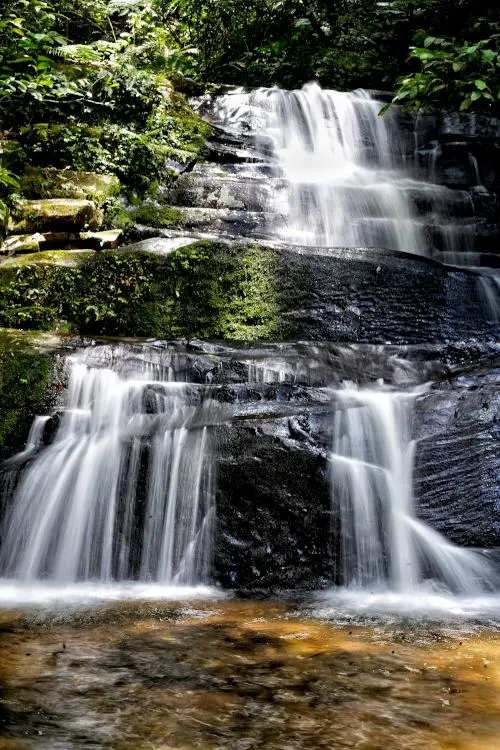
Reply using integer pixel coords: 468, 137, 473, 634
414, 366, 500, 548
210, 344, 500, 591
272, 246, 497, 344
412, 112, 500, 260
215, 419, 332, 592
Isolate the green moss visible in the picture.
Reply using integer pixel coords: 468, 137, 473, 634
104, 203, 135, 230
17, 96, 211, 195
0, 241, 283, 341
1, 250, 93, 268
0, 337, 52, 459
130, 204, 186, 228
0, 200, 9, 239
20, 168, 121, 206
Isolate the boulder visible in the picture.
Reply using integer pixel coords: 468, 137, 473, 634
12, 199, 102, 233
80, 229, 123, 250
1, 233, 42, 255
20, 168, 121, 203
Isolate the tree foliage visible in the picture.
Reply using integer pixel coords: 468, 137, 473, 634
0, 0, 498, 203
389, 29, 500, 113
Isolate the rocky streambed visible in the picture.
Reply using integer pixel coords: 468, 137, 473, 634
1, 599, 500, 750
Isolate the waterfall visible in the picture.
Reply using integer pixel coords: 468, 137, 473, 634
0, 349, 216, 585
209, 82, 498, 316
253, 83, 427, 254
330, 387, 495, 595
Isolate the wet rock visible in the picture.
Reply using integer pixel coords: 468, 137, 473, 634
80, 229, 123, 250
169, 170, 273, 211
215, 418, 333, 592
414, 366, 500, 547
120, 237, 197, 255
438, 113, 500, 140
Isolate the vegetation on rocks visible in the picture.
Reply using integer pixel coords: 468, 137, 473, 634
0, 242, 281, 340
0, 0, 211, 205
0, 332, 52, 458
0, 0, 496, 218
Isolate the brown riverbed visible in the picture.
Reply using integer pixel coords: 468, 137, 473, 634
0, 599, 499, 749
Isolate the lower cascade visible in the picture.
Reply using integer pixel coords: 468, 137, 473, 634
0, 350, 216, 585
330, 387, 495, 595
0, 344, 496, 600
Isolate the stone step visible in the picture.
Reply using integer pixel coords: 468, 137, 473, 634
11, 199, 102, 233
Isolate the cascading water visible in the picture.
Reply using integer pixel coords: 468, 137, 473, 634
253, 84, 426, 254
0, 348, 216, 586
209, 83, 498, 317
330, 386, 495, 595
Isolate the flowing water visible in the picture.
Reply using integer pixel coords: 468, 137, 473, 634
0, 85, 499, 748
0, 348, 216, 587
209, 83, 499, 316
1, 599, 500, 750
330, 387, 495, 595
253, 84, 426, 253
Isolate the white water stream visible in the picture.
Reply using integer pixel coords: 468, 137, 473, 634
0, 85, 498, 611
330, 387, 495, 596
0, 352, 216, 587
254, 84, 426, 253
209, 83, 499, 318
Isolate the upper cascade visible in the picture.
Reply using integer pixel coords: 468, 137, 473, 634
202, 83, 488, 260
199, 82, 499, 320
253, 83, 427, 253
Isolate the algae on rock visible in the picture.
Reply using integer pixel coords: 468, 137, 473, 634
0, 201, 9, 240
12, 199, 102, 233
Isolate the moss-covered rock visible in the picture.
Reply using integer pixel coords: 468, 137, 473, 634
17, 99, 211, 193
1, 233, 42, 255
0, 329, 54, 460
20, 168, 121, 205
0, 241, 281, 340
0, 201, 9, 240
0, 242, 492, 343
12, 199, 102, 233
130, 204, 187, 228
104, 203, 187, 231
0, 249, 94, 268
80, 230, 123, 249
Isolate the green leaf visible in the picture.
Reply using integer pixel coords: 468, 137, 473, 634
474, 79, 488, 90
470, 90, 481, 101
481, 49, 496, 62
